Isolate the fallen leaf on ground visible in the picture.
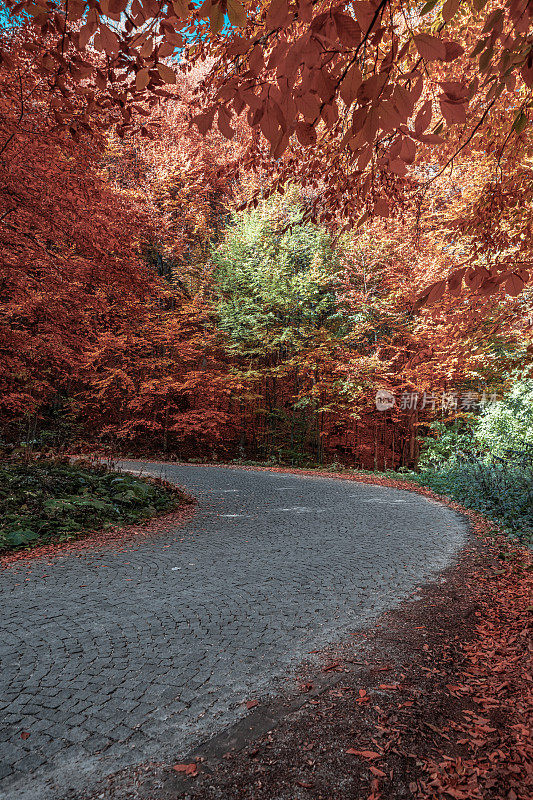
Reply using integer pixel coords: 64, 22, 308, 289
356, 688, 371, 704
323, 661, 342, 672
346, 748, 381, 759
172, 762, 197, 776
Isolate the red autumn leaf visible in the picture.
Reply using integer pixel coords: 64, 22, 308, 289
97, 25, 119, 57
357, 72, 388, 105
414, 33, 447, 61
227, 0, 246, 27
465, 267, 487, 290
442, 0, 461, 22
346, 749, 381, 759
192, 109, 215, 135
448, 268, 466, 296
353, 1, 378, 31
296, 92, 321, 122
246, 699, 258, 709
172, 762, 198, 775
218, 107, 236, 140
414, 100, 433, 134
505, 273, 526, 296
135, 68, 150, 91
266, 0, 290, 28
323, 662, 342, 672
388, 157, 407, 175
340, 64, 362, 106
440, 100, 467, 125
444, 41, 465, 61
334, 12, 361, 47
426, 279, 447, 304
479, 278, 501, 296
356, 694, 370, 704
400, 137, 416, 164
374, 199, 390, 218
295, 122, 317, 146
157, 63, 176, 85
369, 765, 387, 777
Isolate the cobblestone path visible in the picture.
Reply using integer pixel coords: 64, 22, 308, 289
0, 464, 467, 799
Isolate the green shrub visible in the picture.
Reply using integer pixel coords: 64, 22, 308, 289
413, 380, 533, 543
0, 459, 186, 552
475, 378, 533, 457
418, 419, 476, 469
409, 456, 533, 543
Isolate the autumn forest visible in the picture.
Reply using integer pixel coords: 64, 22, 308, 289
0, 2, 532, 798
1, 0, 532, 472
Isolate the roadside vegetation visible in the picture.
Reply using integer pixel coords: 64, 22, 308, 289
0, 458, 188, 553
408, 378, 533, 543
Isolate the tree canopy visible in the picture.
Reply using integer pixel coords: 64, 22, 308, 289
4, 0, 533, 303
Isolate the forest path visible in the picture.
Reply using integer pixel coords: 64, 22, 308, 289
0, 463, 468, 800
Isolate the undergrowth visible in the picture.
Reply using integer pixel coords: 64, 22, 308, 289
404, 459, 533, 544
0, 458, 187, 552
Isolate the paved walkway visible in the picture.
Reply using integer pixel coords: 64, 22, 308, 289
0, 464, 467, 800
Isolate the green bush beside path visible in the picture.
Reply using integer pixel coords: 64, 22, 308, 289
0, 459, 188, 552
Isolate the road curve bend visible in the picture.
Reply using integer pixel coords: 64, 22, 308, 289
0, 463, 468, 800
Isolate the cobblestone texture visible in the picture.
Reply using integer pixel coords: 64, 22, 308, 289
0, 464, 467, 800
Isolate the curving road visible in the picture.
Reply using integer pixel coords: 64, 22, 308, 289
0, 463, 468, 800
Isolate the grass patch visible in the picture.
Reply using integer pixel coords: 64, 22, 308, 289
0, 458, 189, 552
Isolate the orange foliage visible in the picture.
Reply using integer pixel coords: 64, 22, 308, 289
1, 10, 531, 464
0, 28, 154, 422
